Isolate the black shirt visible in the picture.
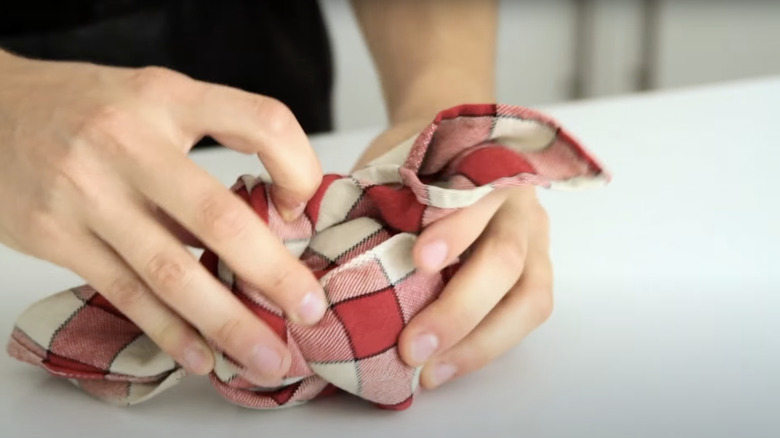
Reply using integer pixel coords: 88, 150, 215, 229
0, 0, 334, 134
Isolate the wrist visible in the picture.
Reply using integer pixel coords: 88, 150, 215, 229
353, 118, 429, 170
355, 72, 494, 170
386, 67, 495, 125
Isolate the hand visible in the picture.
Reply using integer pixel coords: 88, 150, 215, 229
400, 186, 553, 388
0, 52, 327, 383
357, 120, 553, 390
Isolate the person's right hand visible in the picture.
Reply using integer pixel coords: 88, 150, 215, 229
0, 51, 327, 384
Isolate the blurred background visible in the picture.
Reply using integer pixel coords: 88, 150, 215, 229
323, 0, 780, 131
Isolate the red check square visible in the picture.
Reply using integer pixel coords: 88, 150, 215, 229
333, 287, 404, 359
49, 305, 143, 371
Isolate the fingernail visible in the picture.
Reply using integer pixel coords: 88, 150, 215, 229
272, 185, 306, 222
248, 344, 283, 376
243, 368, 282, 387
430, 363, 457, 387
182, 344, 212, 374
295, 291, 327, 325
421, 240, 448, 271
279, 201, 306, 222
411, 333, 439, 364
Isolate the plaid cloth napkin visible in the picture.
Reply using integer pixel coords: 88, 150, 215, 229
7, 104, 609, 410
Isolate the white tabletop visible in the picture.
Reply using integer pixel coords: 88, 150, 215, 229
2, 77, 778, 438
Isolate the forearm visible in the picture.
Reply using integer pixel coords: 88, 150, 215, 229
350, 0, 498, 125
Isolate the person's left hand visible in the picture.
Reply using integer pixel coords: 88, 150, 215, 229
401, 185, 553, 389
355, 120, 555, 390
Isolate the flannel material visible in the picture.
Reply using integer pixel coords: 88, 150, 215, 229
7, 104, 609, 410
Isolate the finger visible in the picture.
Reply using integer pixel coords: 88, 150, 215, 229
183, 83, 322, 221
150, 204, 203, 248
399, 202, 530, 367
88, 197, 292, 383
125, 144, 326, 326
413, 188, 512, 273
420, 250, 554, 389
62, 234, 214, 375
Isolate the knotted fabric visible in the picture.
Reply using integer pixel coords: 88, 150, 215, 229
7, 104, 609, 410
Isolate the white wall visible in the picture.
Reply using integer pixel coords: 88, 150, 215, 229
320, 0, 578, 131
654, 0, 780, 89
586, 0, 645, 96
495, 1, 577, 107
319, 0, 385, 131
321, 0, 780, 131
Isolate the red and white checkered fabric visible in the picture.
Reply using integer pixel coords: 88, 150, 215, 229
7, 104, 609, 410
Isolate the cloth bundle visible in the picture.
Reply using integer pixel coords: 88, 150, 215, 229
7, 104, 609, 410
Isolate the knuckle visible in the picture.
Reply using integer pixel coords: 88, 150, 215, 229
214, 317, 244, 346
435, 301, 478, 335
441, 314, 475, 345
46, 158, 112, 214
72, 105, 141, 159
73, 104, 131, 143
531, 289, 554, 324
146, 252, 191, 292
48, 159, 92, 199
105, 276, 147, 311
19, 210, 70, 258
247, 97, 296, 136
151, 319, 187, 354
127, 66, 189, 100
489, 231, 527, 272
263, 262, 299, 298
195, 194, 249, 241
